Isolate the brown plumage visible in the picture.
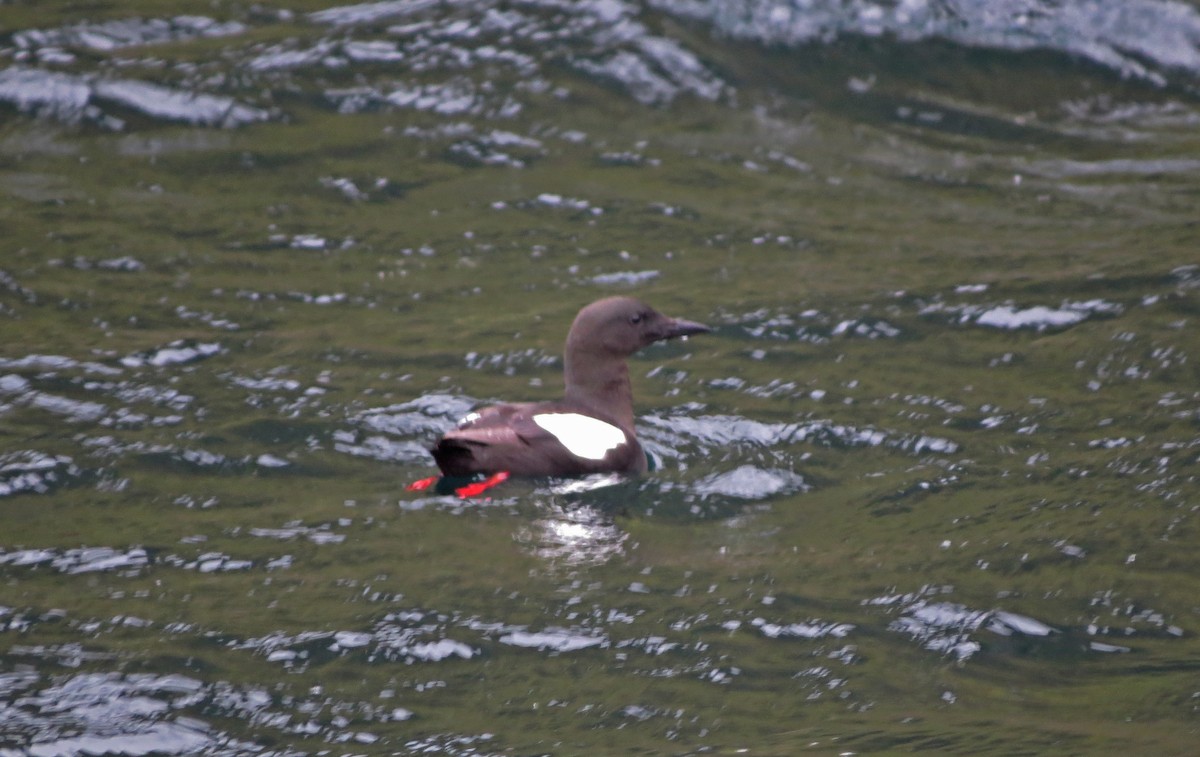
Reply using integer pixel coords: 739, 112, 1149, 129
430, 297, 710, 477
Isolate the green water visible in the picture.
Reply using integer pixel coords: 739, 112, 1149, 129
2, 2, 1199, 754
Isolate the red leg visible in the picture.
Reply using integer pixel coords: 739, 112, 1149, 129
406, 476, 439, 492
455, 471, 510, 498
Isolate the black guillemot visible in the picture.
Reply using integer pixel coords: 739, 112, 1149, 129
409, 296, 710, 496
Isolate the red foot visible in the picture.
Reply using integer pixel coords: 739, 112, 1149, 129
406, 476, 439, 492
455, 471, 510, 498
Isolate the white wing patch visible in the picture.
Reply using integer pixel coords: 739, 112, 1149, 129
533, 413, 626, 460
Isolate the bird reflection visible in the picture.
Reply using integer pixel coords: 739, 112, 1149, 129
516, 474, 630, 567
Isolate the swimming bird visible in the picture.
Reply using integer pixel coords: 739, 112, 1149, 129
410, 296, 710, 495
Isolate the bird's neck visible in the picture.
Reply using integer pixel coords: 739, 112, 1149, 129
563, 350, 635, 430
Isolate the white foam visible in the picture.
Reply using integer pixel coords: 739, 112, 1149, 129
403, 639, 477, 661
696, 465, 808, 499
755, 619, 854, 639
532, 413, 626, 460
976, 305, 1087, 330
333, 631, 372, 649
27, 720, 213, 757
990, 611, 1055, 637
499, 629, 606, 652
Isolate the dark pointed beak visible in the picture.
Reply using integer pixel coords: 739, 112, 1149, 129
659, 316, 711, 341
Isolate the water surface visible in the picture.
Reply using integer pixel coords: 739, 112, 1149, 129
2, 1, 1199, 754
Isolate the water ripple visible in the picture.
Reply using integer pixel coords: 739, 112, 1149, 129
865, 586, 1065, 661
667, 0, 1200, 87
0, 451, 78, 498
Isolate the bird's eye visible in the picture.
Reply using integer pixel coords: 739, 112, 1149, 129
630, 313, 643, 325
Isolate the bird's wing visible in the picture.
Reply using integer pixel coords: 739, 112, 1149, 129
432, 404, 631, 476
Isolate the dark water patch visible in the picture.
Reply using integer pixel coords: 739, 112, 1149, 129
78, 435, 174, 463
0, 171, 90, 205
164, 447, 233, 472
1054, 96, 1200, 144
1029, 155, 1200, 180
230, 418, 325, 451
121, 443, 303, 477
62, 255, 145, 273
866, 465, 966, 515
172, 303, 240, 332
0, 269, 39, 307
